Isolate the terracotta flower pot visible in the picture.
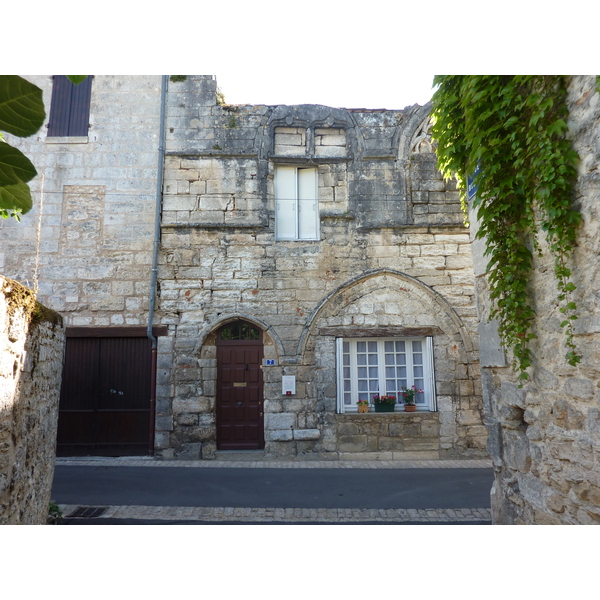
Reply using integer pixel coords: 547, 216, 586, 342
357, 404, 369, 413
404, 404, 416, 412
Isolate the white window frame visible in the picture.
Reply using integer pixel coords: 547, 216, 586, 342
336, 337, 436, 413
274, 165, 319, 241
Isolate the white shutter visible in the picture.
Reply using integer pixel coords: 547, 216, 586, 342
297, 167, 318, 240
275, 166, 297, 240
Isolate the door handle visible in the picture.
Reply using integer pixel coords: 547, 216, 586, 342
237, 401, 243, 407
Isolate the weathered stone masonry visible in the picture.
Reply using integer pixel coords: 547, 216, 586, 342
0, 276, 65, 524
155, 76, 487, 460
1, 75, 488, 462
472, 76, 600, 524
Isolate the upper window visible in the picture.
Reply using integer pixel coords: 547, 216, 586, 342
47, 75, 92, 137
274, 166, 319, 240
336, 337, 435, 413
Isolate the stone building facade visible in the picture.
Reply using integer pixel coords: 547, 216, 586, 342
471, 75, 600, 524
1, 75, 488, 460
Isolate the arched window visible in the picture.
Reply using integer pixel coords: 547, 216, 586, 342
218, 320, 261, 341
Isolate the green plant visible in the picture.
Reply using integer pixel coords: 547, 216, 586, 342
216, 90, 226, 105
372, 394, 396, 406
400, 385, 423, 405
48, 501, 63, 522
170, 75, 187, 83
431, 76, 581, 382
356, 398, 369, 406
227, 114, 237, 128
0, 75, 87, 220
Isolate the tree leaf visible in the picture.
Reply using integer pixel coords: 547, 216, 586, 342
0, 142, 37, 186
0, 181, 32, 214
0, 75, 46, 137
67, 75, 88, 85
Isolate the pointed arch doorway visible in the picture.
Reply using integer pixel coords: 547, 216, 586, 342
216, 320, 265, 450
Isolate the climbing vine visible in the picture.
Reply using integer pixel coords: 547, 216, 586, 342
430, 76, 581, 381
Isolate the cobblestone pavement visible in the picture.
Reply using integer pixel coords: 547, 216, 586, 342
58, 503, 491, 523
55, 457, 492, 524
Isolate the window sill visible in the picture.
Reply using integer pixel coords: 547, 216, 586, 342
45, 136, 89, 144
340, 409, 434, 415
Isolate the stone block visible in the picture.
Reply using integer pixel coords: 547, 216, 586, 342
266, 429, 293, 442
293, 429, 320, 441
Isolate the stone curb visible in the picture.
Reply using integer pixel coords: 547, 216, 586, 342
59, 504, 492, 523
55, 457, 493, 469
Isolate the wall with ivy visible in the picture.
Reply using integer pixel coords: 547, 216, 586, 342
444, 76, 600, 524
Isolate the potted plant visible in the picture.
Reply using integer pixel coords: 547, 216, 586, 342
372, 394, 397, 413
357, 398, 370, 413
400, 385, 423, 412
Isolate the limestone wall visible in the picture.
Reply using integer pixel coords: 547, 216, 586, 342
157, 76, 487, 460
472, 76, 600, 524
0, 276, 65, 524
0, 75, 163, 327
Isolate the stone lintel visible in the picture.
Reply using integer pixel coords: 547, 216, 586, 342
318, 326, 443, 338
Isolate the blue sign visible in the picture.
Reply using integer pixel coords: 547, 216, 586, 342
265, 359, 275, 366
467, 162, 481, 200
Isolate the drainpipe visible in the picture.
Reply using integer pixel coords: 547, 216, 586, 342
147, 75, 168, 456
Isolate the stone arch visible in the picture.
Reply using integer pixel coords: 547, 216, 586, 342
296, 268, 474, 357
196, 312, 285, 358
397, 102, 435, 161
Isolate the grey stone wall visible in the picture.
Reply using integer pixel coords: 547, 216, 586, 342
472, 76, 600, 524
0, 76, 163, 327
0, 276, 65, 524
156, 76, 486, 460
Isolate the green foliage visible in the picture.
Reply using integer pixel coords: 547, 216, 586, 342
0, 76, 46, 218
0, 76, 86, 220
431, 76, 581, 381
170, 75, 187, 83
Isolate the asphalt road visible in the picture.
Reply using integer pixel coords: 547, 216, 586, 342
52, 465, 494, 511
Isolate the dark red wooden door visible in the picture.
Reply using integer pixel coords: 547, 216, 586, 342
216, 323, 264, 450
57, 336, 151, 456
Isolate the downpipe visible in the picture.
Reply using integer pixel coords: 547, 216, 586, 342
147, 75, 168, 456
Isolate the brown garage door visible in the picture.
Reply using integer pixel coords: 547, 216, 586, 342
57, 336, 152, 456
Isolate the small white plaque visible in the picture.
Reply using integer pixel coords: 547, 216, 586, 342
282, 375, 296, 395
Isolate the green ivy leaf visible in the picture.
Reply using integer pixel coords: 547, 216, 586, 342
0, 142, 37, 187
0, 181, 32, 214
0, 75, 46, 138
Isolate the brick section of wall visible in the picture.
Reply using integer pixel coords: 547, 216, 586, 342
472, 76, 600, 524
0, 276, 65, 524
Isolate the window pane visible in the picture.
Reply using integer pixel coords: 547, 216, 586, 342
368, 353, 378, 365
275, 166, 297, 239
357, 367, 367, 378
413, 353, 423, 365
395, 341, 405, 352
368, 341, 377, 353
385, 354, 394, 365
369, 380, 379, 391
357, 341, 366, 353
414, 366, 423, 378
358, 380, 368, 391
357, 354, 366, 365
396, 354, 406, 365
384, 341, 394, 352
369, 367, 378, 378
412, 340, 422, 353
298, 168, 318, 240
